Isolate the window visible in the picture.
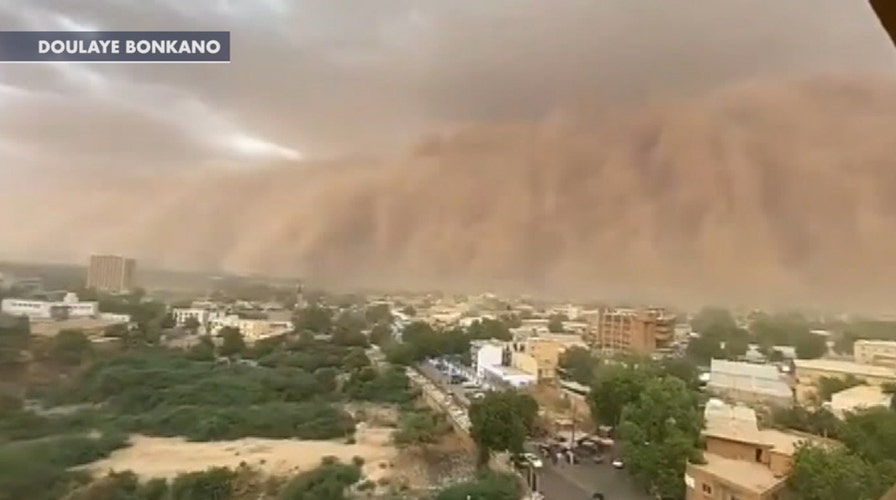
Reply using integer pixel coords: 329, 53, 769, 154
755, 448, 763, 462
702, 483, 713, 494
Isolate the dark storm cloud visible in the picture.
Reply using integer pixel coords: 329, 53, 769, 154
1, 0, 892, 167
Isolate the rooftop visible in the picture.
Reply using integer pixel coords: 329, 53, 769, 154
689, 454, 786, 495
794, 359, 896, 379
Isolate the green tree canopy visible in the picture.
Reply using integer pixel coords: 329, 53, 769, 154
558, 346, 600, 385
469, 391, 537, 465
218, 327, 246, 358
547, 314, 565, 333
789, 444, 889, 500
618, 376, 703, 500
294, 305, 333, 334
51, 329, 93, 366
587, 364, 651, 427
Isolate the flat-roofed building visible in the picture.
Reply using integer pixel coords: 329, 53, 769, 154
1, 292, 98, 320
509, 334, 587, 383
828, 384, 893, 418
855, 340, 896, 368
687, 400, 834, 500
588, 307, 675, 355
480, 364, 536, 389
793, 359, 896, 404
707, 359, 793, 407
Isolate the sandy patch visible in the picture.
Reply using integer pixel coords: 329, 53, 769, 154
80, 426, 399, 481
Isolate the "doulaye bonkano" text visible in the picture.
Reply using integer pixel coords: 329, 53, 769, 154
38, 39, 222, 55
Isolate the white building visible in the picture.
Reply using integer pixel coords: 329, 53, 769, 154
1, 293, 98, 320
828, 385, 893, 418
480, 364, 536, 389
707, 359, 793, 407
171, 308, 213, 326
471, 340, 505, 380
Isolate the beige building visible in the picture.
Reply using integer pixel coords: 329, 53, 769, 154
855, 340, 896, 368
793, 359, 896, 404
687, 403, 832, 500
828, 384, 893, 418
86, 255, 136, 293
587, 307, 675, 355
510, 334, 587, 382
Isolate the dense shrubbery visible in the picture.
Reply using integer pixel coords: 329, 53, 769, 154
278, 457, 362, 500
434, 472, 520, 500
393, 408, 451, 446
0, 431, 127, 500
382, 319, 511, 365
34, 338, 412, 442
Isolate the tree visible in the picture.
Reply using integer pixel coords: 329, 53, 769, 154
547, 314, 565, 333
188, 335, 216, 361
364, 304, 392, 326
469, 391, 536, 465
183, 316, 201, 333
789, 445, 886, 500
558, 346, 600, 385
618, 376, 703, 500
51, 329, 92, 365
218, 327, 246, 358
467, 318, 511, 341
587, 364, 651, 427
342, 348, 371, 371
795, 332, 827, 359
369, 322, 392, 346
815, 375, 863, 402
393, 410, 450, 446
690, 307, 737, 337
401, 305, 416, 317
294, 305, 333, 333
723, 333, 750, 359
685, 335, 724, 364
0, 314, 30, 365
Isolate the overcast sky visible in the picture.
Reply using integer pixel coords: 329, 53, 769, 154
0, 0, 893, 175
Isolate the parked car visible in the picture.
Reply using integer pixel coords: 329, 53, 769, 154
611, 458, 625, 469
522, 452, 543, 468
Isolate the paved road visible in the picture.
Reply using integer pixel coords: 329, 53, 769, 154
535, 460, 651, 500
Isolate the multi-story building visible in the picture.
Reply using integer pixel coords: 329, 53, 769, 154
686, 401, 831, 500
471, 340, 505, 380
793, 359, 896, 404
209, 314, 292, 342
86, 255, 137, 293
1, 292, 98, 320
854, 340, 896, 368
509, 334, 588, 382
588, 307, 675, 355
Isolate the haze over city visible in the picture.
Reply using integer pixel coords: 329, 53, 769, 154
2, 1, 896, 309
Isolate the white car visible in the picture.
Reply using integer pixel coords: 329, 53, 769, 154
523, 452, 544, 468
611, 458, 624, 469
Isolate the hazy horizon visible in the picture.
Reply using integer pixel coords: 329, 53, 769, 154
2, 1, 896, 310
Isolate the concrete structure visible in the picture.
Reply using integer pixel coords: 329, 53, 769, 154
471, 340, 505, 380
793, 359, 896, 404
707, 359, 793, 407
171, 307, 213, 327
509, 334, 587, 382
209, 314, 293, 342
828, 384, 893, 418
686, 401, 831, 500
588, 307, 675, 355
480, 363, 536, 389
1, 293, 98, 320
86, 254, 136, 293
855, 340, 896, 368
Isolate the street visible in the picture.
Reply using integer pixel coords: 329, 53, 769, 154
534, 459, 651, 500
414, 360, 651, 500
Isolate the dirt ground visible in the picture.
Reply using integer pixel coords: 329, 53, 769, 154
81, 425, 400, 482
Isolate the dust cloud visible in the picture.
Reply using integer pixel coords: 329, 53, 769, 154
3, 75, 896, 309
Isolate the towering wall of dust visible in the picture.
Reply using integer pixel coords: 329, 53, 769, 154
3, 75, 896, 307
